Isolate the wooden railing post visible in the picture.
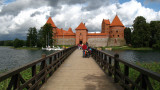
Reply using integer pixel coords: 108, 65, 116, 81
141, 74, 147, 90
124, 65, 129, 90
41, 54, 46, 84
104, 55, 107, 71
49, 57, 53, 76
108, 56, 112, 76
114, 53, 119, 83
32, 65, 36, 84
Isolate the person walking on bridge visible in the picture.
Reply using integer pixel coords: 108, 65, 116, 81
82, 43, 87, 57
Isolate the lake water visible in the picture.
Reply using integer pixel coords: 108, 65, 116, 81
103, 50, 160, 62
0, 47, 56, 71
0, 47, 160, 72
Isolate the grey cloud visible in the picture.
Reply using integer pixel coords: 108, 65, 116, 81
31, 11, 41, 17
0, 0, 3, 5
0, 0, 48, 16
82, 0, 110, 11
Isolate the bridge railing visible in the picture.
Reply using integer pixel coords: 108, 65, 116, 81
0, 46, 77, 90
91, 48, 160, 90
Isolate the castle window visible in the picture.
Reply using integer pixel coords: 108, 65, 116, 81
118, 35, 119, 37
113, 35, 114, 37
116, 31, 118, 33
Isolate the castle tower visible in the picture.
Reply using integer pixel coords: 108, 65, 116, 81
110, 15, 124, 38
101, 19, 110, 34
46, 17, 57, 34
75, 22, 88, 45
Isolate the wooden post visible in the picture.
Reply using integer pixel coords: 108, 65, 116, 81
49, 57, 53, 76
114, 53, 119, 83
141, 74, 147, 90
32, 65, 36, 90
41, 54, 46, 58
41, 54, 46, 84
124, 65, 129, 90
32, 65, 36, 84
108, 57, 112, 76
104, 55, 107, 71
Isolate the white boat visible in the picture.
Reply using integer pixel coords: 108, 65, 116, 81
42, 46, 63, 51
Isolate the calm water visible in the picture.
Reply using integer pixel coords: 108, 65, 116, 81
0, 47, 56, 71
103, 50, 160, 62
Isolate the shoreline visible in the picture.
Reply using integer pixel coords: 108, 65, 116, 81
98, 46, 153, 50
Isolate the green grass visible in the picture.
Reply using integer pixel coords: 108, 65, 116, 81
56, 45, 74, 47
100, 46, 153, 50
0, 66, 40, 89
118, 62, 160, 90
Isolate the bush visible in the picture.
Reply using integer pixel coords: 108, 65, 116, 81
13, 38, 24, 48
152, 43, 160, 49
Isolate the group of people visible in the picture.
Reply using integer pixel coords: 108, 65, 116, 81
78, 42, 92, 57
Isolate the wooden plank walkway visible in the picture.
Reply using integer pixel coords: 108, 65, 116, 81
40, 49, 122, 90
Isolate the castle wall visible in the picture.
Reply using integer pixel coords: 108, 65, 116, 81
110, 26, 124, 38
55, 38, 76, 45
107, 38, 126, 46
88, 38, 109, 47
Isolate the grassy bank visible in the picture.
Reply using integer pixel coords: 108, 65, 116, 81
0, 66, 40, 89
55, 45, 74, 48
100, 46, 153, 50
118, 62, 160, 90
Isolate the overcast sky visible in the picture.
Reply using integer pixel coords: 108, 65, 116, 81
0, 0, 160, 40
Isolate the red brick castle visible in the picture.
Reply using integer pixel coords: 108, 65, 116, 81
46, 15, 126, 47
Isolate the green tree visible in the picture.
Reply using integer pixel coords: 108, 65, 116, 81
13, 38, 24, 48
124, 27, 131, 44
26, 27, 37, 47
131, 16, 150, 47
0, 41, 4, 46
37, 23, 53, 48
4, 40, 13, 46
150, 21, 160, 48
37, 28, 45, 47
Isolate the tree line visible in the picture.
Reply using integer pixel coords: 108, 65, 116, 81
124, 16, 160, 49
0, 23, 54, 48
1, 16, 160, 49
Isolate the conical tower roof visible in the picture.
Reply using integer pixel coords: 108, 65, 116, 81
75, 22, 87, 30
68, 27, 74, 33
46, 17, 57, 28
110, 15, 124, 27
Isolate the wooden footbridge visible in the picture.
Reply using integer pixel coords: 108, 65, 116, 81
0, 46, 160, 90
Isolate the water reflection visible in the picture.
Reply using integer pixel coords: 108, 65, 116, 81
0, 47, 56, 71
103, 50, 160, 62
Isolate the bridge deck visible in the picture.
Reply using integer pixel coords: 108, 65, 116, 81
40, 49, 122, 90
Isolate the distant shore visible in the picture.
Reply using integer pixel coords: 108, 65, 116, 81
96, 46, 153, 50
10, 46, 40, 50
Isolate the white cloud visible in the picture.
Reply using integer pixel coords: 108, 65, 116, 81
0, 6, 51, 35
0, 0, 160, 40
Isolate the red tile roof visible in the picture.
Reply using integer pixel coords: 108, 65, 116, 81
46, 17, 57, 28
75, 22, 87, 30
56, 28, 75, 35
110, 15, 124, 27
68, 27, 74, 33
103, 19, 110, 24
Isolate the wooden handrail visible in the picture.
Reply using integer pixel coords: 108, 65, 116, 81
91, 47, 160, 90
0, 46, 77, 90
